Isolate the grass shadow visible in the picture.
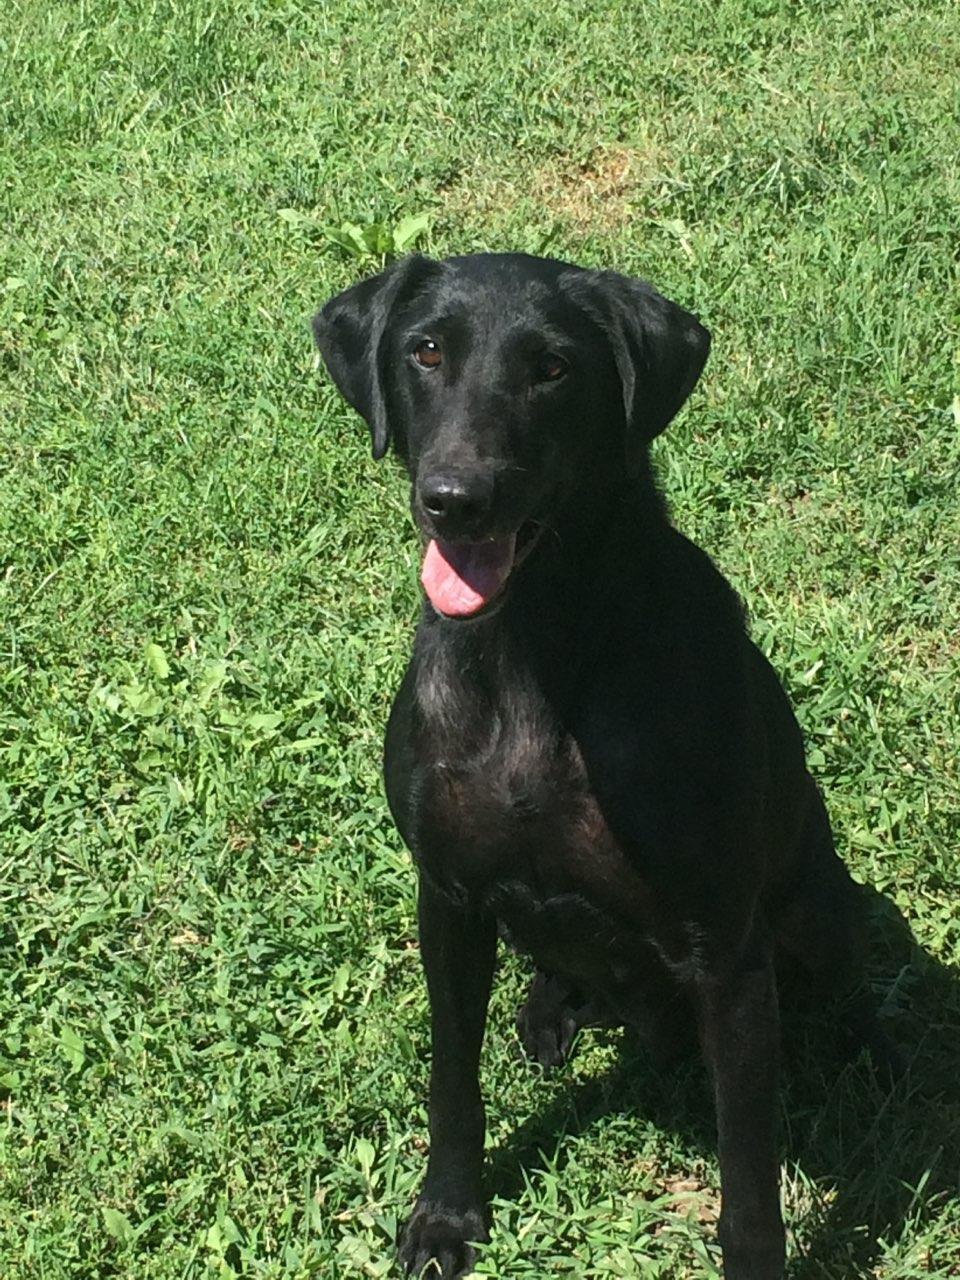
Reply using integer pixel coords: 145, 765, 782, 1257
484, 887, 960, 1276
783, 887, 960, 1277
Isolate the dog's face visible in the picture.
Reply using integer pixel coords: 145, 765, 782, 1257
315, 253, 709, 620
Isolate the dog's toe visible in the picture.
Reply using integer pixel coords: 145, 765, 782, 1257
398, 1199, 487, 1278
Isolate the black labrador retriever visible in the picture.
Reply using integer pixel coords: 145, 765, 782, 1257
314, 252, 888, 1279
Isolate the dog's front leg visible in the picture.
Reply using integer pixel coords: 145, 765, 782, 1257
398, 873, 496, 1279
697, 941, 785, 1280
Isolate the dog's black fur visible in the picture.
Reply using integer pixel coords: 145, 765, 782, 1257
314, 253, 888, 1279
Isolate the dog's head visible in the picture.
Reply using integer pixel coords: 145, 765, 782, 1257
314, 253, 709, 620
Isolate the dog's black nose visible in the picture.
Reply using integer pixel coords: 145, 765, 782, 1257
419, 472, 493, 536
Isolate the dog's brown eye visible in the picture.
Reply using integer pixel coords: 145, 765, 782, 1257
538, 352, 568, 382
414, 339, 442, 369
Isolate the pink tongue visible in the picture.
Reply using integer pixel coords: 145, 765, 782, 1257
421, 536, 516, 617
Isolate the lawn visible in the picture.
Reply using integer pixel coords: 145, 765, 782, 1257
1, 0, 959, 1275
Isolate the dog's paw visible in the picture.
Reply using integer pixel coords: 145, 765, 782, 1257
517, 1001, 578, 1069
516, 971, 584, 1069
398, 1199, 488, 1278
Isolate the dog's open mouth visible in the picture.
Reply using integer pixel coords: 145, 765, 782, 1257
421, 524, 541, 619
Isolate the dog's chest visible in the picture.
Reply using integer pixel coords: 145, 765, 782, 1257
411, 670, 662, 971
419, 716, 602, 877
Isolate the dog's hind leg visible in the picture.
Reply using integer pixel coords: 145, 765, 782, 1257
517, 967, 693, 1071
776, 779, 903, 1076
776, 789, 864, 994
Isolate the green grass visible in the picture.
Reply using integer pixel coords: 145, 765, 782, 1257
2, 0, 959, 1275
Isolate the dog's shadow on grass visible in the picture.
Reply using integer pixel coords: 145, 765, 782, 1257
486, 888, 960, 1278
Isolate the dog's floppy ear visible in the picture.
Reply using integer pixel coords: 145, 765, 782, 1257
567, 269, 710, 470
313, 254, 436, 460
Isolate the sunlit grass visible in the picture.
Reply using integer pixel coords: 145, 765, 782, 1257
1, 0, 958, 1275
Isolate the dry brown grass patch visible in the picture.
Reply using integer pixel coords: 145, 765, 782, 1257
442, 142, 665, 233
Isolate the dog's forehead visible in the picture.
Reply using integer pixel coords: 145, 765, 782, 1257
406, 254, 584, 334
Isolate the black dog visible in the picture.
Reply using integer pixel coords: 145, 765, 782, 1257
314, 253, 886, 1279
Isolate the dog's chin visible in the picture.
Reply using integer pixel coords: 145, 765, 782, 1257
421, 521, 544, 623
